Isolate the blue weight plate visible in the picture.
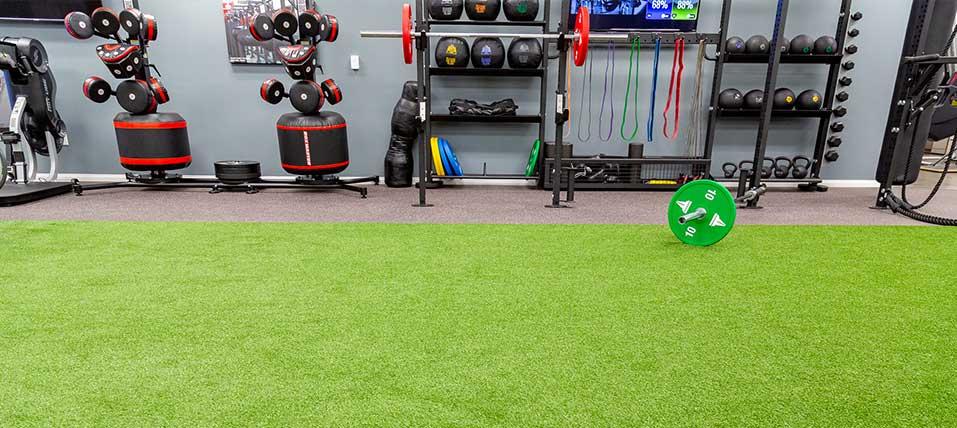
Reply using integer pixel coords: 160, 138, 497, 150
440, 138, 463, 176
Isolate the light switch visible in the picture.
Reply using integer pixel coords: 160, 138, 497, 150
350, 55, 360, 71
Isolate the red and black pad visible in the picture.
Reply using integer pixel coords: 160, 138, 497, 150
260, 79, 286, 105
119, 8, 144, 39
272, 8, 299, 38
91, 7, 121, 37
320, 79, 343, 105
289, 80, 325, 114
116, 79, 157, 115
142, 14, 158, 41
320, 14, 339, 43
298, 9, 323, 39
249, 14, 275, 42
96, 43, 144, 78
276, 112, 350, 176
278, 44, 318, 80
65, 12, 95, 40
114, 112, 192, 172
149, 77, 170, 104
83, 76, 113, 103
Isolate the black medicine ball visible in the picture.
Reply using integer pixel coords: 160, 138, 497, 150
471, 37, 505, 68
507, 38, 543, 68
503, 0, 539, 21
429, 0, 465, 20
814, 35, 838, 54
435, 37, 470, 67
465, 0, 501, 20
745, 35, 770, 54
744, 90, 765, 109
725, 37, 746, 54
796, 90, 824, 110
790, 34, 815, 55
719, 89, 744, 109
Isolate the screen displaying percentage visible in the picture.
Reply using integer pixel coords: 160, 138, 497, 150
646, 0, 699, 21
647, 0, 673, 20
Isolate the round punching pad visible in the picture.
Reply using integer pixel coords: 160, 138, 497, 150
276, 112, 350, 176
113, 112, 192, 172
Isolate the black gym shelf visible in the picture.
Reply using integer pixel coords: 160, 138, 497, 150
724, 53, 844, 64
426, 20, 548, 27
717, 108, 834, 118
716, 177, 824, 184
433, 174, 540, 180
429, 67, 545, 77
430, 114, 543, 123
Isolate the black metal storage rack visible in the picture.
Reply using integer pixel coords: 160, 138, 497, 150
544, 0, 728, 205
413, 0, 551, 204
703, 0, 856, 207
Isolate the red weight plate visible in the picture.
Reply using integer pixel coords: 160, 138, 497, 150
573, 6, 589, 67
402, 4, 413, 64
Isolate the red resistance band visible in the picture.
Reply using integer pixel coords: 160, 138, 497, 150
663, 38, 686, 140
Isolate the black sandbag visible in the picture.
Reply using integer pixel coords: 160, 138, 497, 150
385, 81, 419, 187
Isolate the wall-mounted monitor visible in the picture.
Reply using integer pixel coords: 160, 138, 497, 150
0, 1, 103, 23
570, 0, 700, 33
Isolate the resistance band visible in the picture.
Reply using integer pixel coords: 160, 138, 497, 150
598, 41, 616, 142
577, 49, 594, 142
646, 37, 662, 143
662, 38, 686, 141
687, 40, 707, 156
620, 37, 642, 142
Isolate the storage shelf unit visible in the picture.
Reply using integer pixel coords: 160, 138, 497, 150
717, 108, 834, 118
430, 114, 544, 123
724, 53, 844, 64
703, 0, 856, 207
545, 0, 728, 206
413, 0, 552, 206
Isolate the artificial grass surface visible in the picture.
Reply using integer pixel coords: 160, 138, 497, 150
0, 221, 954, 427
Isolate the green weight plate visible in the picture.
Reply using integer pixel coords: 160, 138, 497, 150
668, 180, 737, 247
525, 139, 541, 177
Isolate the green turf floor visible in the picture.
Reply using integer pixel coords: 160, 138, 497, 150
0, 222, 955, 427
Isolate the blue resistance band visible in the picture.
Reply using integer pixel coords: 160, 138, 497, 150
646, 38, 661, 143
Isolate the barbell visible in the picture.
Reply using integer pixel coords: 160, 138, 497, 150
361, 4, 618, 67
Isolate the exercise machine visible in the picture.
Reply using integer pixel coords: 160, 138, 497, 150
0, 37, 74, 206
874, 0, 957, 225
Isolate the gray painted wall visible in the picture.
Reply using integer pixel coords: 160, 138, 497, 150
0, 0, 909, 180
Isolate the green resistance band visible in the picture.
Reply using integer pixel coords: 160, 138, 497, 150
620, 37, 641, 142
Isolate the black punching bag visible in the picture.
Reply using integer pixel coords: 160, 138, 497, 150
385, 81, 419, 187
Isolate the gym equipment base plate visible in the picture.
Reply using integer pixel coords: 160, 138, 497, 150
0, 182, 75, 207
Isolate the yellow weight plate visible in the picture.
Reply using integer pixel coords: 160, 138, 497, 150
431, 137, 446, 176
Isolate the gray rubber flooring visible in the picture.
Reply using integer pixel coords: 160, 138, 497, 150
1, 178, 955, 225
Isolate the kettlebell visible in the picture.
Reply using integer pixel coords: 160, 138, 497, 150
792, 156, 812, 179
738, 160, 755, 178
773, 156, 793, 179
722, 162, 738, 178
762, 157, 775, 179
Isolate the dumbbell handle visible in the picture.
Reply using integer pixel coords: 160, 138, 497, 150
736, 185, 768, 203
678, 208, 708, 225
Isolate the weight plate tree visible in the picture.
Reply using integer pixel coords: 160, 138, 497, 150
668, 180, 737, 247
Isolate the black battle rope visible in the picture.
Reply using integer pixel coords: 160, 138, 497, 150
620, 37, 642, 142
577, 50, 595, 142
687, 40, 707, 156
598, 41, 616, 142
885, 110, 957, 226
646, 37, 662, 143
896, 24, 957, 213
663, 38, 686, 140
